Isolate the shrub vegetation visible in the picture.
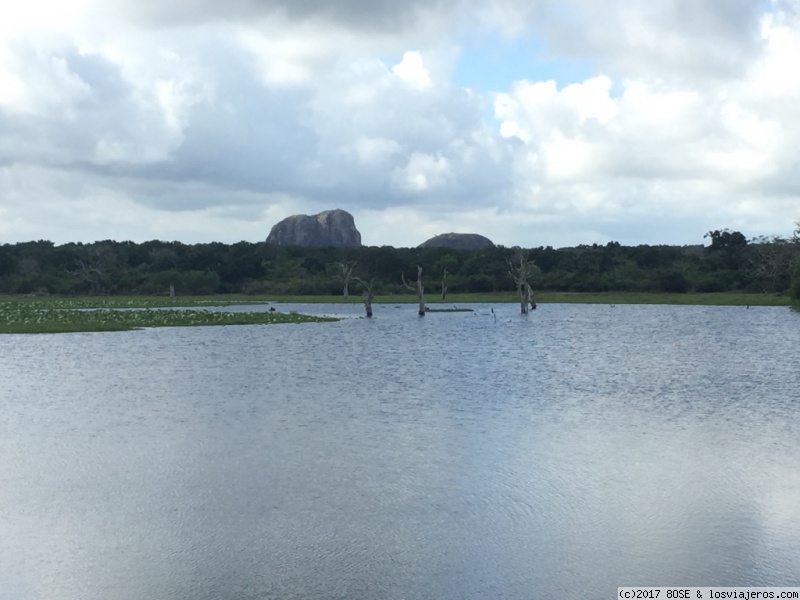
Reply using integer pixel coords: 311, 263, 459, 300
0, 229, 798, 301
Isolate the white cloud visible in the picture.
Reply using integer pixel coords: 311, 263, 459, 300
0, 42, 92, 116
0, 0, 88, 35
393, 152, 453, 192
392, 51, 432, 89
706, 103, 778, 183
236, 22, 344, 87
349, 136, 404, 165
490, 6, 800, 241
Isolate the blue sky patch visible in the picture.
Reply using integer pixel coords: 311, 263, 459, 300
454, 31, 595, 92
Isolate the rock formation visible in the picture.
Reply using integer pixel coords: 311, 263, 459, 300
418, 233, 495, 250
267, 209, 362, 247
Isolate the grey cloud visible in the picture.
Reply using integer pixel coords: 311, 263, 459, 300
65, 51, 130, 101
773, 0, 800, 21
538, 0, 765, 81
90, 0, 769, 84
0, 41, 188, 168
1, 34, 514, 216
89, 0, 768, 84
129, 49, 319, 203
103, 0, 467, 32
0, 34, 321, 210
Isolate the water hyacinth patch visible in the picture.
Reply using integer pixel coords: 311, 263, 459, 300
0, 298, 337, 334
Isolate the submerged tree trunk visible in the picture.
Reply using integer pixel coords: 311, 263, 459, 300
526, 282, 536, 311
354, 277, 374, 317
508, 250, 537, 315
402, 265, 426, 316
363, 284, 374, 317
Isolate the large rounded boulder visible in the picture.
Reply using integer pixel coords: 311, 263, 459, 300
267, 209, 362, 247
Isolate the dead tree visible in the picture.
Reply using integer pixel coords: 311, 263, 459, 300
353, 277, 375, 317
337, 261, 356, 298
525, 282, 537, 311
508, 250, 537, 314
402, 265, 426, 316
70, 245, 119, 295
441, 268, 448, 300
747, 235, 800, 292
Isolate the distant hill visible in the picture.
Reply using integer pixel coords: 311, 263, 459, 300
418, 232, 495, 250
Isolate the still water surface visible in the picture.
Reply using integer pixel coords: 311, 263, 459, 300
1, 303, 799, 599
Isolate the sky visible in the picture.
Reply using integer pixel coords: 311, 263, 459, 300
1, 0, 799, 248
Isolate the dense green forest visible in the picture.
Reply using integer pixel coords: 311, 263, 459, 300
1, 229, 799, 301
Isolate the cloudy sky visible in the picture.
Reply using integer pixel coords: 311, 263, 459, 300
1, 0, 799, 248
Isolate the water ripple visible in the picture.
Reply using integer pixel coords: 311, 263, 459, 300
1, 304, 799, 599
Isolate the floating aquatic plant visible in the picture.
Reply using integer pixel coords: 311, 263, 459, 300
0, 298, 337, 334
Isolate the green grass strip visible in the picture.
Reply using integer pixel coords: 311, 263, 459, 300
0, 303, 336, 334
265, 291, 791, 306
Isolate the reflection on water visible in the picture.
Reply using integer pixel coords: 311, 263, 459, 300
1, 303, 799, 599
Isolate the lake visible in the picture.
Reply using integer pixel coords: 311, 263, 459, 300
1, 302, 799, 600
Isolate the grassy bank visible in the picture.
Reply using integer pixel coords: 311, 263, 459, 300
0, 297, 335, 334
267, 291, 792, 307
2, 295, 273, 310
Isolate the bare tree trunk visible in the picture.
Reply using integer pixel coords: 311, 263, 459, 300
169, 283, 175, 298
402, 265, 426, 316
441, 268, 448, 300
508, 250, 537, 315
526, 282, 536, 310
518, 282, 528, 314
338, 261, 356, 298
353, 277, 375, 317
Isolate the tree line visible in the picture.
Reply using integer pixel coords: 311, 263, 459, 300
1, 229, 799, 301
